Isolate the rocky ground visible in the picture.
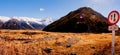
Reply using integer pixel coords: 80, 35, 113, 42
0, 30, 120, 55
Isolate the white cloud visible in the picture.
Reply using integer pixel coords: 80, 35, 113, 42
91, 0, 110, 4
91, 0, 104, 2
40, 8, 45, 11
91, 0, 98, 2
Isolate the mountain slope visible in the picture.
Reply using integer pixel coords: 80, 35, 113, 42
0, 20, 3, 28
28, 21, 46, 29
19, 21, 34, 29
2, 19, 23, 29
43, 7, 109, 33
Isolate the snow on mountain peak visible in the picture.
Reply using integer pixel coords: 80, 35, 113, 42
0, 16, 53, 25
0, 16, 10, 22
0, 16, 54, 29
42, 17, 53, 25
12, 16, 41, 22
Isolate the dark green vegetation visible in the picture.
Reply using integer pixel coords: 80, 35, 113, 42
43, 7, 109, 33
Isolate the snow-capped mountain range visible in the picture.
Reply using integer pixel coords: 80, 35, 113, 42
0, 16, 53, 30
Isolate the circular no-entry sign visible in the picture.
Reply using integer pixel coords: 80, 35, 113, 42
108, 10, 120, 25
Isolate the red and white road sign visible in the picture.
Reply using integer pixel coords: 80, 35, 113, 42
108, 25, 119, 31
108, 10, 119, 25
108, 10, 120, 55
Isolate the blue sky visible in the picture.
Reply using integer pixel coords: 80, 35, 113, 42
0, 0, 120, 21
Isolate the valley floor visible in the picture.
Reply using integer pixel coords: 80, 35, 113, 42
0, 30, 120, 55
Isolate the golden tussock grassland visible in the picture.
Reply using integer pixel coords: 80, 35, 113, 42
0, 29, 120, 55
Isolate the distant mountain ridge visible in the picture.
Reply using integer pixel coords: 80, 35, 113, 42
0, 16, 53, 30
43, 7, 109, 33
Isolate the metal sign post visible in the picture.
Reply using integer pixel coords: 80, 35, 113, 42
108, 10, 119, 55
112, 30, 115, 55
109, 25, 118, 55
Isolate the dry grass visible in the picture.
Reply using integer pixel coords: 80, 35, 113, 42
0, 29, 120, 55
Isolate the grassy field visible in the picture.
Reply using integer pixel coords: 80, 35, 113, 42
0, 30, 120, 55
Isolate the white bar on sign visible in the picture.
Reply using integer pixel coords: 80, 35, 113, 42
108, 25, 119, 31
